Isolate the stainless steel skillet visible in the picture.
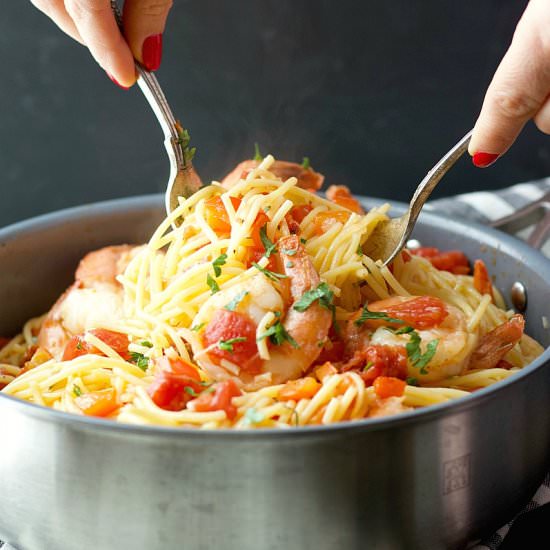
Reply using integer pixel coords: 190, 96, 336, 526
0, 194, 549, 550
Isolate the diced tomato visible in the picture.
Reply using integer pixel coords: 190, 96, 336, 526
343, 345, 408, 386
62, 329, 130, 361
410, 247, 470, 275
245, 247, 277, 271
204, 195, 242, 237
202, 310, 262, 374
312, 211, 351, 236
411, 247, 439, 258
250, 209, 270, 248
89, 329, 130, 360
278, 377, 321, 401
429, 251, 470, 274
285, 204, 313, 234
325, 185, 364, 214
473, 259, 493, 298
373, 376, 406, 399
62, 335, 93, 361
147, 355, 204, 411
75, 388, 119, 417
192, 379, 242, 420
289, 204, 314, 225
367, 296, 449, 330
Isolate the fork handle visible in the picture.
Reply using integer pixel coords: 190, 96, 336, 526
110, 1, 185, 171
407, 129, 473, 227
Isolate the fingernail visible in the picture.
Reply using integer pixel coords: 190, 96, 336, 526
106, 72, 129, 90
142, 34, 163, 71
472, 152, 500, 168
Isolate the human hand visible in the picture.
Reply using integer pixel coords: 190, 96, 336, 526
30, 0, 174, 89
469, 0, 550, 167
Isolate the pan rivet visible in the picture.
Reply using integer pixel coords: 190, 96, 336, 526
511, 282, 527, 313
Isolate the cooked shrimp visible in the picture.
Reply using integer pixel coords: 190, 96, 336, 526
190, 236, 332, 387
221, 159, 324, 191
37, 245, 136, 359
359, 296, 478, 383
467, 314, 524, 370
262, 235, 333, 384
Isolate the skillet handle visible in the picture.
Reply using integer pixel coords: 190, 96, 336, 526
490, 191, 550, 251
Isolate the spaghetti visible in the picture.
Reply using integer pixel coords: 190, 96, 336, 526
1, 155, 545, 428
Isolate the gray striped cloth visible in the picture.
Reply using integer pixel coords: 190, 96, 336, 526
1, 179, 549, 550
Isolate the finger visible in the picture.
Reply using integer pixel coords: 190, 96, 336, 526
64, 0, 137, 87
30, 0, 84, 44
534, 95, 550, 134
469, 1, 550, 164
123, 0, 174, 71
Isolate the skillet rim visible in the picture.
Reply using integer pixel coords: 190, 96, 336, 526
0, 193, 549, 440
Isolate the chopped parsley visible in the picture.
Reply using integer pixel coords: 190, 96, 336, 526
206, 273, 220, 294
259, 225, 277, 258
406, 377, 419, 386
258, 321, 299, 348
218, 337, 247, 352
224, 290, 249, 312
175, 121, 196, 167
357, 244, 364, 256
394, 325, 415, 335
406, 331, 439, 374
244, 407, 265, 425
363, 361, 374, 372
254, 142, 262, 161
301, 156, 311, 170
354, 306, 405, 327
293, 282, 334, 313
140, 340, 153, 348
252, 262, 288, 282
129, 352, 149, 371
190, 322, 206, 332
300, 238, 307, 245
76, 341, 84, 351
184, 386, 198, 397
73, 385, 82, 397
212, 253, 227, 277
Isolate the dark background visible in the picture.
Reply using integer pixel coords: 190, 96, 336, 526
2, 0, 548, 227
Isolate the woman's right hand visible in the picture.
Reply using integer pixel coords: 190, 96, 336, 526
470, 0, 550, 167
30, 0, 174, 89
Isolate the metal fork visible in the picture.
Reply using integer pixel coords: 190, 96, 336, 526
362, 130, 473, 265
111, 2, 202, 215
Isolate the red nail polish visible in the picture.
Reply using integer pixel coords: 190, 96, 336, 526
142, 34, 163, 71
472, 152, 499, 168
106, 72, 129, 90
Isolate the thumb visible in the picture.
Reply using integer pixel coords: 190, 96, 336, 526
123, 0, 174, 72
469, 0, 550, 165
